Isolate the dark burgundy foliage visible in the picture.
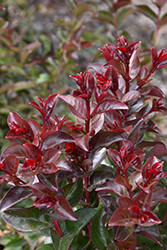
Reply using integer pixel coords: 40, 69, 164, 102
1, 35, 167, 249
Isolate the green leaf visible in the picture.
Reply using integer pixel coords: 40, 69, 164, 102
36, 244, 55, 250
95, 10, 115, 25
0, 85, 11, 95
159, 13, 167, 28
117, 7, 134, 28
2, 207, 53, 232
135, 5, 157, 23
11, 81, 35, 92
65, 208, 96, 234
78, 236, 90, 250
73, 2, 97, 16
0, 65, 27, 76
51, 229, 72, 250
91, 208, 111, 250
4, 237, 27, 250
51, 208, 96, 250
0, 35, 10, 46
36, 73, 51, 84
65, 178, 83, 207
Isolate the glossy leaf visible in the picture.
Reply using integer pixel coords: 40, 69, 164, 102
140, 85, 165, 98
1, 143, 26, 159
56, 156, 73, 172
88, 170, 114, 192
52, 196, 78, 221
129, 171, 143, 191
104, 110, 122, 128
127, 118, 144, 144
89, 147, 106, 172
117, 232, 137, 250
42, 131, 75, 150
37, 173, 58, 192
78, 236, 90, 250
0, 186, 33, 212
138, 225, 163, 247
96, 180, 129, 197
152, 186, 167, 205
66, 178, 83, 207
146, 143, 167, 158
129, 49, 141, 79
24, 143, 42, 159
31, 182, 56, 198
100, 195, 117, 215
51, 228, 72, 250
91, 208, 111, 250
90, 112, 104, 134
115, 225, 137, 243
65, 208, 96, 234
2, 207, 53, 232
122, 90, 141, 103
140, 211, 161, 226
59, 95, 87, 119
7, 112, 33, 137
90, 131, 124, 150
117, 197, 132, 208
93, 98, 128, 116
3, 155, 19, 175
43, 148, 60, 163
72, 130, 89, 151
108, 207, 138, 226
26, 118, 42, 135
51, 208, 96, 250
107, 148, 123, 170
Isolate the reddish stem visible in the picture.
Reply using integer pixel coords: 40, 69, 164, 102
90, 103, 100, 117
84, 170, 90, 205
124, 171, 133, 200
86, 100, 90, 134
52, 219, 63, 237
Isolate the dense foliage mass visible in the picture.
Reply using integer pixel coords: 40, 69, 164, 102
0, 34, 167, 249
1, 0, 167, 249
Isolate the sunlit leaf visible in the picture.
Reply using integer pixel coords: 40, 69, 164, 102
108, 207, 138, 226
0, 186, 33, 212
129, 49, 141, 79
2, 207, 53, 232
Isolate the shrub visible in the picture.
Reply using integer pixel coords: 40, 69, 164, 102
0, 0, 167, 152
0, 35, 167, 250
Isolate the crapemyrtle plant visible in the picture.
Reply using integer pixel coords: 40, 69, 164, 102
1, 36, 167, 250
